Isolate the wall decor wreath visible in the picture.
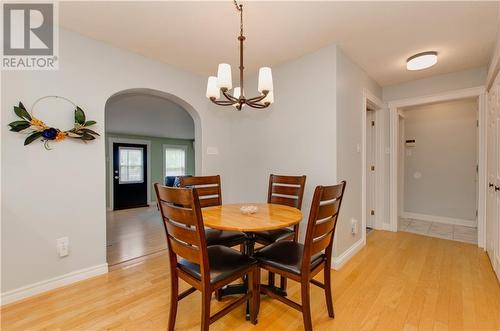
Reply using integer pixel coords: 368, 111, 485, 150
8, 96, 99, 150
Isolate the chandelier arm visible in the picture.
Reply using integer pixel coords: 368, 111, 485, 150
246, 101, 270, 109
246, 91, 268, 103
210, 98, 236, 106
221, 89, 239, 103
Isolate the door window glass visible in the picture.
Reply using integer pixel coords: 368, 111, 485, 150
119, 147, 144, 183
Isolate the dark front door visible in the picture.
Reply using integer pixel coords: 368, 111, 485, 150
113, 142, 148, 210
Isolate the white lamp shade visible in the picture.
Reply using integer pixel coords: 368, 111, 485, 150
217, 63, 232, 89
206, 76, 220, 99
262, 90, 274, 104
258, 67, 273, 93
233, 87, 241, 99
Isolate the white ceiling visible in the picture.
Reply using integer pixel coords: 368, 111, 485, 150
60, 1, 499, 86
105, 93, 195, 140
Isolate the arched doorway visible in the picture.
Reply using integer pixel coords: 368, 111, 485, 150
104, 89, 201, 266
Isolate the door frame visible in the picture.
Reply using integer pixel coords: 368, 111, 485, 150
362, 89, 384, 244
108, 137, 152, 211
388, 86, 487, 248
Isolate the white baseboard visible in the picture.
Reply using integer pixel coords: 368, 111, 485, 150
402, 212, 477, 228
1, 263, 108, 306
379, 222, 395, 232
332, 237, 364, 270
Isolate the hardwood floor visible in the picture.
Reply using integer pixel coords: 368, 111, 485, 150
106, 206, 166, 266
2, 231, 499, 330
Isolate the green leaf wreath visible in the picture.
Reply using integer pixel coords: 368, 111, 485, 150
8, 97, 99, 150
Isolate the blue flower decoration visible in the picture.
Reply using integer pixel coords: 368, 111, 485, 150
41, 128, 58, 140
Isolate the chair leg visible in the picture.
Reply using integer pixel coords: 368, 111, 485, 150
268, 271, 275, 287
201, 290, 211, 331
248, 267, 260, 324
279, 276, 288, 293
301, 281, 313, 331
168, 272, 179, 331
324, 266, 335, 318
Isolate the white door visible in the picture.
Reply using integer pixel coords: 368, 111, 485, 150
495, 77, 500, 278
486, 88, 496, 259
486, 73, 500, 279
366, 110, 376, 228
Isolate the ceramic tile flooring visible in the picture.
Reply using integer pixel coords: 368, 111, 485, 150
398, 218, 477, 244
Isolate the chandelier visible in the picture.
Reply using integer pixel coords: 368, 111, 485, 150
206, 0, 274, 110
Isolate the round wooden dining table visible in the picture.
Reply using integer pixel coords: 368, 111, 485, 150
202, 203, 303, 306
202, 203, 303, 234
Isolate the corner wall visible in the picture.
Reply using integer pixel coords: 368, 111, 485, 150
335, 48, 382, 256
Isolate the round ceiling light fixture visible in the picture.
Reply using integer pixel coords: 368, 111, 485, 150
406, 51, 438, 71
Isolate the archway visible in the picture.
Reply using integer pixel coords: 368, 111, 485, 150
104, 88, 202, 266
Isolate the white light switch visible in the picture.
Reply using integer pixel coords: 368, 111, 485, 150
57, 237, 69, 257
207, 146, 219, 155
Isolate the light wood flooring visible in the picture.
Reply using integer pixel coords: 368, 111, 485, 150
106, 206, 166, 266
2, 231, 499, 330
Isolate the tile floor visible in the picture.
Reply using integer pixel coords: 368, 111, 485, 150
398, 218, 477, 244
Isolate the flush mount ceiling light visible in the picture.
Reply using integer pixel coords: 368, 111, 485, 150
406, 51, 438, 71
206, 0, 273, 110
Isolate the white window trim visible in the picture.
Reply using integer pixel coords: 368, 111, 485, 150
163, 144, 188, 179
108, 137, 151, 210
118, 146, 145, 184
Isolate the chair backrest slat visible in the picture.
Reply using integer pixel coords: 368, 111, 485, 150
271, 184, 301, 196
164, 221, 199, 246
311, 232, 334, 256
316, 199, 340, 221
155, 184, 209, 276
267, 174, 306, 210
179, 175, 222, 208
159, 201, 197, 226
302, 181, 346, 272
199, 197, 221, 208
312, 218, 336, 238
168, 236, 201, 263
156, 186, 193, 206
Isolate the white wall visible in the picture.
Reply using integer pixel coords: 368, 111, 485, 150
402, 98, 478, 222
105, 93, 195, 140
336, 48, 382, 252
209, 45, 338, 243
0, 29, 240, 296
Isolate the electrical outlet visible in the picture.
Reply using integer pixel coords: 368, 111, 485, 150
351, 219, 358, 235
56, 237, 69, 257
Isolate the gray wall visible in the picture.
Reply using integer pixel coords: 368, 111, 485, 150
403, 98, 478, 221
336, 48, 382, 251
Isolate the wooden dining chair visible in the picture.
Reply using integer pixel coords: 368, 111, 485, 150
255, 181, 346, 331
254, 174, 306, 292
179, 175, 246, 248
154, 184, 260, 331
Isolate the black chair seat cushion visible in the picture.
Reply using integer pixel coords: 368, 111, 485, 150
205, 229, 246, 247
255, 241, 325, 275
178, 245, 257, 284
254, 228, 294, 244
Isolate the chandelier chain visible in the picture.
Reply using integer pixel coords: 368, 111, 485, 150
233, 0, 243, 36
